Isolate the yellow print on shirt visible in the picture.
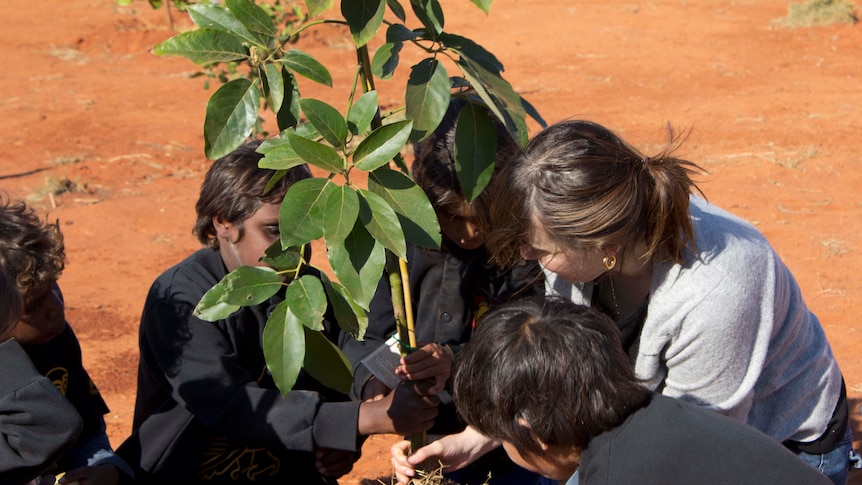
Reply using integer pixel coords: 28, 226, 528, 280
46, 366, 69, 395
195, 437, 280, 481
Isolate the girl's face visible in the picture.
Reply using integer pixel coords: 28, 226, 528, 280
438, 203, 484, 250
8, 283, 67, 345
520, 224, 605, 284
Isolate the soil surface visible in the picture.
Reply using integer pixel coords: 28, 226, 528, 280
1, 0, 861, 483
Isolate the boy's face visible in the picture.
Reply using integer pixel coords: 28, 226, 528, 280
8, 282, 67, 345
216, 201, 281, 273
438, 203, 484, 250
501, 440, 581, 481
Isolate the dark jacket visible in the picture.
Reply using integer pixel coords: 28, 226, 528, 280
20, 306, 133, 482
0, 338, 82, 485
118, 248, 361, 485
579, 393, 831, 484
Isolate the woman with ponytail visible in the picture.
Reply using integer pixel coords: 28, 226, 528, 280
392, 120, 856, 485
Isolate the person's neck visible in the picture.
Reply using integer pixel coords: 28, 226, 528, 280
611, 244, 653, 316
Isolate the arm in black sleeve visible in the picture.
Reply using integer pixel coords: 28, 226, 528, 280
140, 292, 362, 454
0, 339, 83, 485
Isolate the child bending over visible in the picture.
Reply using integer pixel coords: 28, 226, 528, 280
393, 296, 831, 485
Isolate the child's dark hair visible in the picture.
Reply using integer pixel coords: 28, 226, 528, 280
411, 96, 520, 221
194, 139, 312, 248
0, 269, 23, 338
0, 193, 65, 305
453, 296, 648, 456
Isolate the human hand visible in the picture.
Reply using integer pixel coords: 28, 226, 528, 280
362, 376, 391, 401
395, 342, 453, 395
390, 427, 498, 484
358, 380, 439, 436
57, 464, 119, 485
315, 447, 358, 478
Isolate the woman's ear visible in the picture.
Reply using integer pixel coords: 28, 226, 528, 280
600, 243, 621, 259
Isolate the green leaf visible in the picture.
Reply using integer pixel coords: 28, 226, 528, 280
278, 50, 333, 87
438, 32, 503, 72
455, 104, 497, 202
279, 178, 332, 248
285, 275, 327, 331
458, 57, 529, 148
303, 326, 353, 394
276, 70, 302, 130
187, 4, 257, 45
371, 42, 402, 80
358, 188, 406, 259
261, 240, 306, 277
300, 99, 348, 147
204, 78, 260, 160
323, 184, 360, 245
194, 283, 241, 321
328, 222, 386, 309
405, 58, 450, 142
153, 29, 248, 65
305, 0, 333, 17
225, 0, 277, 45
341, 0, 386, 47
468, 0, 492, 14
353, 119, 413, 171
386, 0, 407, 22
288, 133, 345, 173
409, 0, 444, 35
386, 24, 420, 42
259, 141, 305, 170
262, 64, 284, 113
347, 91, 378, 135
521, 95, 547, 128
369, 168, 440, 249
263, 300, 305, 395
321, 274, 368, 337
219, 266, 283, 306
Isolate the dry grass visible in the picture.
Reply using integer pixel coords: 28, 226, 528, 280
373, 462, 488, 485
772, 0, 858, 28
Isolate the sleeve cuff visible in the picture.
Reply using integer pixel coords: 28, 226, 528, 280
312, 401, 362, 451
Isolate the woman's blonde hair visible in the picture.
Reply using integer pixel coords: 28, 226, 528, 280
486, 120, 704, 267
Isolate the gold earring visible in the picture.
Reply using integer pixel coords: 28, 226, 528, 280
602, 255, 617, 271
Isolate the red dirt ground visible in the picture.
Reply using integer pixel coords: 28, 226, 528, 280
1, 0, 861, 483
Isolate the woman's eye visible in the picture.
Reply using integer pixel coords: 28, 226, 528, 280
266, 226, 280, 236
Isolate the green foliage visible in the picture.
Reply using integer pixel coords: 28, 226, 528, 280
454, 103, 497, 202
150, 0, 545, 396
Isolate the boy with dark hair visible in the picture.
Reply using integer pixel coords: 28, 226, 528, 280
119, 140, 438, 484
0, 194, 133, 485
393, 296, 832, 485
0, 268, 84, 485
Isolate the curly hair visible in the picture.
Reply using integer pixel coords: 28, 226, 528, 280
0, 194, 65, 304
0, 268, 23, 337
